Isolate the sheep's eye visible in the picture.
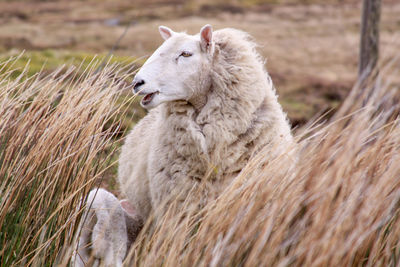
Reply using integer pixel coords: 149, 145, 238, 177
180, 51, 192, 58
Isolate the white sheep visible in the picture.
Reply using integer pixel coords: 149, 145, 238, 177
73, 24, 294, 266
72, 189, 141, 267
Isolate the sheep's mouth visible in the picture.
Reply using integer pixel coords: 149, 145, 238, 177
141, 92, 158, 106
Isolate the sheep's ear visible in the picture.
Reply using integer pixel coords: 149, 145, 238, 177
159, 26, 174, 40
200, 24, 213, 52
120, 199, 136, 218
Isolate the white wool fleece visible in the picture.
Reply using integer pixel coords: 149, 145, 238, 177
118, 28, 295, 220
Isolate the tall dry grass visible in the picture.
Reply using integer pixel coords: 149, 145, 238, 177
123, 60, 400, 266
1, 53, 400, 266
0, 56, 136, 266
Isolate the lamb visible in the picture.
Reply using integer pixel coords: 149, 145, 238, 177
72, 189, 129, 267
73, 24, 294, 266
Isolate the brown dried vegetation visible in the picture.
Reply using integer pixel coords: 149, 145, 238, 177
125, 60, 400, 266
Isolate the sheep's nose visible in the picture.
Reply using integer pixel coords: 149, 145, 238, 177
132, 79, 145, 93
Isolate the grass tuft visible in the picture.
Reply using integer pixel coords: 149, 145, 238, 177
125, 59, 400, 266
0, 57, 138, 266
1, 54, 400, 266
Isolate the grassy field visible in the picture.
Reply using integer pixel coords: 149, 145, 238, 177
1, 55, 400, 266
1, 0, 400, 266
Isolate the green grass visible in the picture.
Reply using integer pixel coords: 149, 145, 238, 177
0, 49, 141, 79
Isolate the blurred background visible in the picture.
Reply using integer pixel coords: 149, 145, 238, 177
0, 0, 399, 126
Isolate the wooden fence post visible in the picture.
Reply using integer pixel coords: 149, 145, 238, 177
358, 0, 381, 80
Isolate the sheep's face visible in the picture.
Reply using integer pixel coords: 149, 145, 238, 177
132, 25, 214, 109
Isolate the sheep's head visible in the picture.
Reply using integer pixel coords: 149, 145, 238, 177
132, 24, 214, 109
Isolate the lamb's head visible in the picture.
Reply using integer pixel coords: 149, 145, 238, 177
132, 24, 214, 109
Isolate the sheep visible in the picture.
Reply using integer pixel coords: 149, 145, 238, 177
73, 24, 294, 266
72, 189, 141, 267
